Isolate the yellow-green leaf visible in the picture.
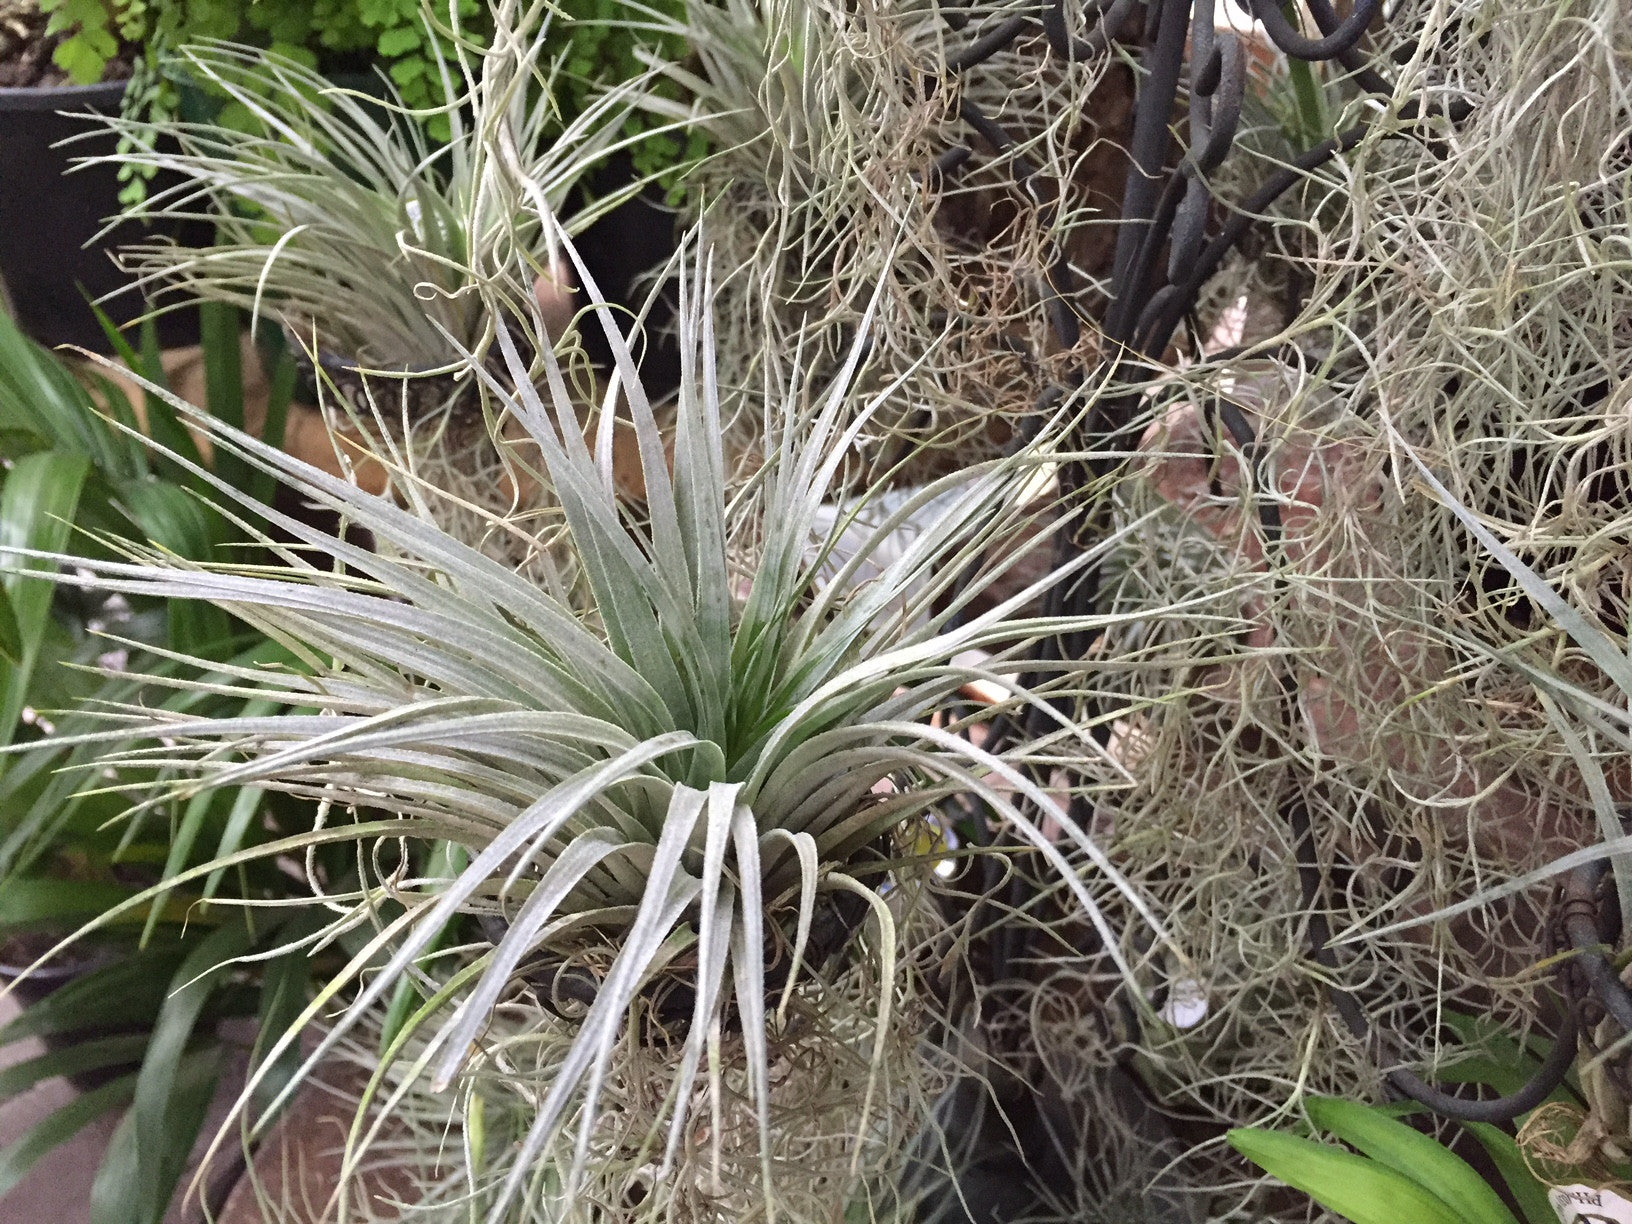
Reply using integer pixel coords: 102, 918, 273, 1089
1464, 1121, 1558, 1224
1228, 1128, 1468, 1224
1306, 1097, 1517, 1224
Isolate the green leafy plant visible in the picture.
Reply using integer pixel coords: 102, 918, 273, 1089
1229, 1097, 1556, 1224
36, 0, 405, 89
40, 0, 699, 208
551, 0, 705, 186
0, 307, 341, 1224
35, 0, 695, 220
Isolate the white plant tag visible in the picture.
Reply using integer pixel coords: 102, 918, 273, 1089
1551, 1184, 1632, 1223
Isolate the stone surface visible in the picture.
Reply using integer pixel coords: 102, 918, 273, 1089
0, 993, 122, 1224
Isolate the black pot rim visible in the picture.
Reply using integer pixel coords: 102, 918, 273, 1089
0, 80, 128, 111
0, 959, 83, 985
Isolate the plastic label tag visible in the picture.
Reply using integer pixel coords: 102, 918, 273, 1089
1551, 1185, 1632, 1223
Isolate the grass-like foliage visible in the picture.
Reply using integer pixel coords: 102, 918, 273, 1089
17, 233, 1180, 1217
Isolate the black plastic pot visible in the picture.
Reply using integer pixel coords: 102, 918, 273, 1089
569, 155, 682, 402
0, 80, 208, 353
288, 334, 538, 421
483, 885, 872, 1040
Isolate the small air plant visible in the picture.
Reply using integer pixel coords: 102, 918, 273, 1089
84, 0, 654, 399
27, 236, 1181, 1219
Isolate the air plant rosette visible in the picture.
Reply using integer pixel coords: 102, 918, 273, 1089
84, 4, 657, 419
9, 226, 1180, 1219
83, 7, 693, 580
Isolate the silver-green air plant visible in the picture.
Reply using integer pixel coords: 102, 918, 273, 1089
27, 240, 1183, 1218
84, 0, 656, 373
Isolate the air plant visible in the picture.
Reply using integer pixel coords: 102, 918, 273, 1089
85, 0, 659, 380
1027, 0, 1632, 1212
617, 0, 1109, 468
13, 227, 1192, 1219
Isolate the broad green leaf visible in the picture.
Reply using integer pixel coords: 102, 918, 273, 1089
0, 450, 91, 748
1439, 1011, 1578, 1100
90, 1047, 221, 1224
0, 311, 138, 477
1463, 1122, 1557, 1224
1228, 1128, 1467, 1224
52, 29, 115, 84
140, 789, 225, 947
0, 585, 22, 663
200, 302, 244, 433
116, 479, 233, 651
248, 940, 313, 1121
88, 302, 205, 481
201, 785, 269, 901
0, 878, 140, 930
198, 300, 251, 509
249, 340, 296, 514
126, 921, 255, 1223
0, 944, 188, 1046
1306, 1097, 1516, 1224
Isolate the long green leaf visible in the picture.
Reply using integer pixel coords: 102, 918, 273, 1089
90, 1047, 222, 1224
0, 1034, 148, 1097
1306, 1097, 1516, 1224
0, 1070, 138, 1199
0, 579, 25, 664
126, 920, 255, 1223
249, 937, 316, 1122
0, 450, 92, 748
249, 338, 296, 513
0, 878, 141, 930
117, 479, 233, 652
0, 310, 140, 477
0, 944, 188, 1046
1438, 1011, 1578, 1100
1228, 1128, 1468, 1224
1463, 1122, 1557, 1224
88, 301, 204, 481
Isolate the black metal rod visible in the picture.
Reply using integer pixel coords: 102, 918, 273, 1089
949, 13, 1033, 71
1104, 0, 1194, 342
1246, 0, 1381, 61
1286, 793, 1580, 1123
1563, 861, 1632, 1034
